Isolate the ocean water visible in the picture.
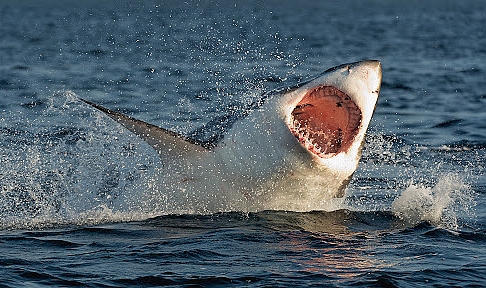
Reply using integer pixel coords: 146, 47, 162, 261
1, 0, 485, 287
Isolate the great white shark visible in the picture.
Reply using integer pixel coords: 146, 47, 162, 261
81, 60, 382, 213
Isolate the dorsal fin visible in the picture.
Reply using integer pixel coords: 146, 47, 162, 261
80, 99, 209, 158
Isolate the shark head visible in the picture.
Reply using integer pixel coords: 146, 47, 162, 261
279, 60, 381, 176
208, 60, 382, 206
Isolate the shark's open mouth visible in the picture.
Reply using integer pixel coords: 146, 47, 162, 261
289, 85, 362, 158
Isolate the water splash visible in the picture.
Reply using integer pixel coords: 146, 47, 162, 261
0, 91, 161, 230
0, 91, 481, 230
391, 174, 476, 229
351, 130, 480, 230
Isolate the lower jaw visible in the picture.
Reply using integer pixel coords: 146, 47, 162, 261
289, 130, 339, 159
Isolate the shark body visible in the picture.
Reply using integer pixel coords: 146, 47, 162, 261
82, 60, 382, 212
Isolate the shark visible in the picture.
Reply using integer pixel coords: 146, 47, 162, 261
81, 60, 382, 213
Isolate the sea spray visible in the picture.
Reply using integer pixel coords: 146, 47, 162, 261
0, 91, 160, 230
391, 173, 476, 229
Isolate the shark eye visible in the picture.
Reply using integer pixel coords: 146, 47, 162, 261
289, 85, 361, 157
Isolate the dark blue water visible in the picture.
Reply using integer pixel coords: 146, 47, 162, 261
1, 0, 485, 287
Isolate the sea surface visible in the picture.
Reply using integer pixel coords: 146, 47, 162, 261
1, 0, 485, 287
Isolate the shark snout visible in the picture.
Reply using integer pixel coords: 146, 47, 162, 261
354, 60, 382, 94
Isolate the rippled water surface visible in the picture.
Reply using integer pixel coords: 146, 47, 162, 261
1, 0, 485, 287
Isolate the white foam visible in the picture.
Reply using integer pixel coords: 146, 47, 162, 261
391, 173, 476, 229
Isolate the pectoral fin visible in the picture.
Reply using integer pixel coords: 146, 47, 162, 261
80, 99, 209, 158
